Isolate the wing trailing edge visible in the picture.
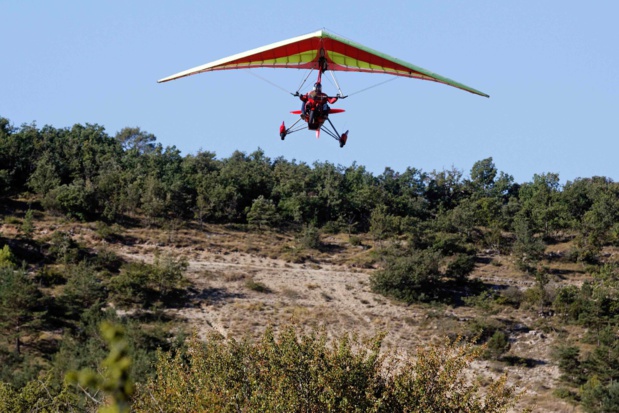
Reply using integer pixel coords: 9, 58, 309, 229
158, 29, 488, 98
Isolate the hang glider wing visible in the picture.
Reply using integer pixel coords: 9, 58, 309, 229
158, 29, 488, 98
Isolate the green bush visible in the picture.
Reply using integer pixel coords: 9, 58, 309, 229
370, 249, 441, 303
109, 255, 188, 308
445, 253, 476, 281
298, 224, 321, 250
48, 231, 81, 264
246, 195, 278, 230
34, 266, 66, 287
95, 221, 123, 242
497, 286, 524, 308
43, 180, 95, 221
132, 327, 517, 413
349, 234, 362, 246
581, 376, 619, 413
463, 290, 498, 313
0, 245, 16, 269
484, 330, 511, 360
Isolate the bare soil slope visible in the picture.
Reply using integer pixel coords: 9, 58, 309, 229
106, 224, 591, 412
6, 216, 595, 412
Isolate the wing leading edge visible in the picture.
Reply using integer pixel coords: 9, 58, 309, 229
157, 29, 488, 98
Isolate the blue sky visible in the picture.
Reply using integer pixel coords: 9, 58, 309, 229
2, 1, 617, 184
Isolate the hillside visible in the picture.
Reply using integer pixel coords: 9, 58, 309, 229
2, 118, 619, 411
3, 205, 607, 412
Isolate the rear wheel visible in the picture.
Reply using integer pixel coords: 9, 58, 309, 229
339, 131, 348, 148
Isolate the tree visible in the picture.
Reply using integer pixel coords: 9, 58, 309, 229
109, 255, 187, 307
369, 204, 397, 244
425, 167, 463, 211
469, 157, 498, 196
340, 163, 379, 232
246, 195, 278, 230
42, 179, 95, 221
466, 158, 516, 229
0, 121, 37, 193
115, 127, 156, 154
377, 166, 428, 220
20, 209, 35, 238
518, 173, 568, 237
217, 149, 275, 220
68, 322, 135, 413
512, 214, 545, 273
0, 267, 44, 355
381, 336, 515, 412
310, 161, 345, 224
0, 245, 16, 268
141, 174, 166, 226
151, 253, 188, 297
27, 151, 61, 196
60, 262, 107, 318
581, 376, 619, 413
195, 177, 239, 223
576, 189, 619, 261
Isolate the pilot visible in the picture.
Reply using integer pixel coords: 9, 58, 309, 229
299, 82, 339, 118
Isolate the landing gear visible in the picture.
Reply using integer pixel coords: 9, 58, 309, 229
339, 131, 348, 148
308, 110, 317, 130
279, 113, 349, 148
279, 122, 287, 140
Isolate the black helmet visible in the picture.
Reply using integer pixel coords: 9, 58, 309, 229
313, 82, 322, 91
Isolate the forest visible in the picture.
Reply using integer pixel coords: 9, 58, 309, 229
1, 116, 619, 412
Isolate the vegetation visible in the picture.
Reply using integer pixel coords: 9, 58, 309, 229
130, 328, 517, 413
1, 115, 619, 410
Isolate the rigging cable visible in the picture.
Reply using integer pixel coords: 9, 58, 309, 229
328, 70, 345, 97
296, 69, 315, 94
245, 68, 400, 98
346, 76, 399, 97
244, 70, 292, 94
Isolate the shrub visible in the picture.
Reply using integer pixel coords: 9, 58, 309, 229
497, 286, 524, 308
132, 327, 518, 412
370, 249, 441, 303
34, 266, 66, 287
246, 195, 278, 230
48, 231, 81, 264
95, 221, 123, 242
445, 253, 476, 281
0, 245, 16, 269
463, 290, 498, 313
349, 234, 362, 246
298, 224, 321, 250
42, 180, 95, 221
484, 330, 511, 360
245, 278, 272, 293
20, 209, 34, 238
109, 255, 188, 308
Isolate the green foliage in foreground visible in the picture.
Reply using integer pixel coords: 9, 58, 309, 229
68, 322, 135, 413
0, 324, 518, 412
132, 327, 517, 413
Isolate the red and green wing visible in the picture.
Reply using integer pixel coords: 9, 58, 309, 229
158, 29, 488, 98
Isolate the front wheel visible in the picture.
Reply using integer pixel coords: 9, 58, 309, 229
308, 110, 316, 127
